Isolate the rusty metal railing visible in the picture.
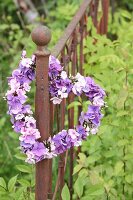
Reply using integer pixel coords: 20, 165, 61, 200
31, 0, 109, 199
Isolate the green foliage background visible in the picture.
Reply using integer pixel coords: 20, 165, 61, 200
73, 11, 133, 200
0, 0, 133, 199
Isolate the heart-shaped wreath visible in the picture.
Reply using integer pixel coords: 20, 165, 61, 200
5, 51, 106, 164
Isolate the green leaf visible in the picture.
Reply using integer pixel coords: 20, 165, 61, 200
124, 153, 133, 160
89, 171, 103, 185
116, 89, 128, 109
8, 175, 18, 192
125, 175, 132, 184
15, 153, 26, 161
61, 184, 70, 200
15, 187, 27, 199
18, 179, 30, 187
74, 177, 84, 198
67, 101, 81, 109
86, 184, 104, 196
87, 155, 101, 164
0, 177, 6, 189
30, 193, 35, 200
0, 186, 7, 194
78, 153, 86, 163
0, 118, 6, 130
16, 165, 32, 173
104, 180, 114, 194
73, 165, 82, 175
116, 111, 128, 117
114, 161, 124, 175
117, 139, 128, 146
121, 10, 131, 19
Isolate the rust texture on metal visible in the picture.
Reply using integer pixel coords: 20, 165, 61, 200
98, 0, 109, 35
51, 0, 92, 58
32, 0, 109, 199
31, 25, 51, 200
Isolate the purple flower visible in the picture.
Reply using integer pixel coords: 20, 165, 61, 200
52, 130, 68, 154
20, 141, 33, 151
86, 105, 103, 126
19, 127, 40, 145
21, 105, 33, 115
6, 89, 27, 115
67, 129, 81, 147
76, 125, 88, 140
84, 77, 105, 101
31, 142, 47, 157
13, 120, 25, 132
5, 51, 105, 164
79, 105, 103, 128
49, 56, 62, 76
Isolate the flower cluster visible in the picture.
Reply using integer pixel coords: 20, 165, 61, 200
5, 51, 106, 164
49, 56, 105, 106
49, 56, 72, 104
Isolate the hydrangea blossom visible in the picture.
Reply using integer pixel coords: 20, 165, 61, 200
5, 51, 106, 164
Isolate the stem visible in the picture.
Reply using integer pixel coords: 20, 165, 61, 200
123, 144, 126, 196
123, 69, 128, 196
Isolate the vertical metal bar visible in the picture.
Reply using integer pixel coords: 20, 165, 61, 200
84, 13, 88, 37
59, 99, 66, 200
58, 49, 67, 200
79, 17, 84, 75
77, 16, 85, 154
102, 0, 109, 34
97, 0, 109, 35
48, 102, 55, 199
31, 25, 51, 200
90, 0, 99, 28
68, 31, 77, 200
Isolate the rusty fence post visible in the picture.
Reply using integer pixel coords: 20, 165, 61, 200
97, 0, 109, 35
31, 25, 51, 200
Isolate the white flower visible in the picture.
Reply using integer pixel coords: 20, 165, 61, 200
23, 83, 31, 92
21, 50, 26, 58
74, 141, 82, 147
21, 58, 32, 68
68, 129, 79, 139
72, 73, 86, 95
72, 82, 83, 95
58, 87, 68, 98
91, 128, 98, 134
45, 138, 57, 158
86, 126, 90, 132
8, 78, 20, 92
75, 73, 86, 87
31, 54, 35, 62
21, 127, 40, 139
25, 116, 36, 127
93, 97, 104, 107
15, 114, 25, 120
50, 97, 62, 104
61, 71, 67, 79
25, 151, 35, 164
49, 55, 61, 65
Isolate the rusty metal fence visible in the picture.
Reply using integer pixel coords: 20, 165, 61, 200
31, 0, 109, 199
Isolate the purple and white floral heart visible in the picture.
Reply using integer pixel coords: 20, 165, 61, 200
5, 51, 106, 164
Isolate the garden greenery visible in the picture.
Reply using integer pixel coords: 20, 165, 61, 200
72, 12, 133, 200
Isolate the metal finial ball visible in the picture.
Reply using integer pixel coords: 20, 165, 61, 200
31, 25, 51, 46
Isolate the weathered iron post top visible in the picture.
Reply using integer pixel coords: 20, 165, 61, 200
31, 25, 52, 200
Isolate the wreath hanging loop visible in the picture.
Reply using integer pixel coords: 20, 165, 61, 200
5, 51, 106, 164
